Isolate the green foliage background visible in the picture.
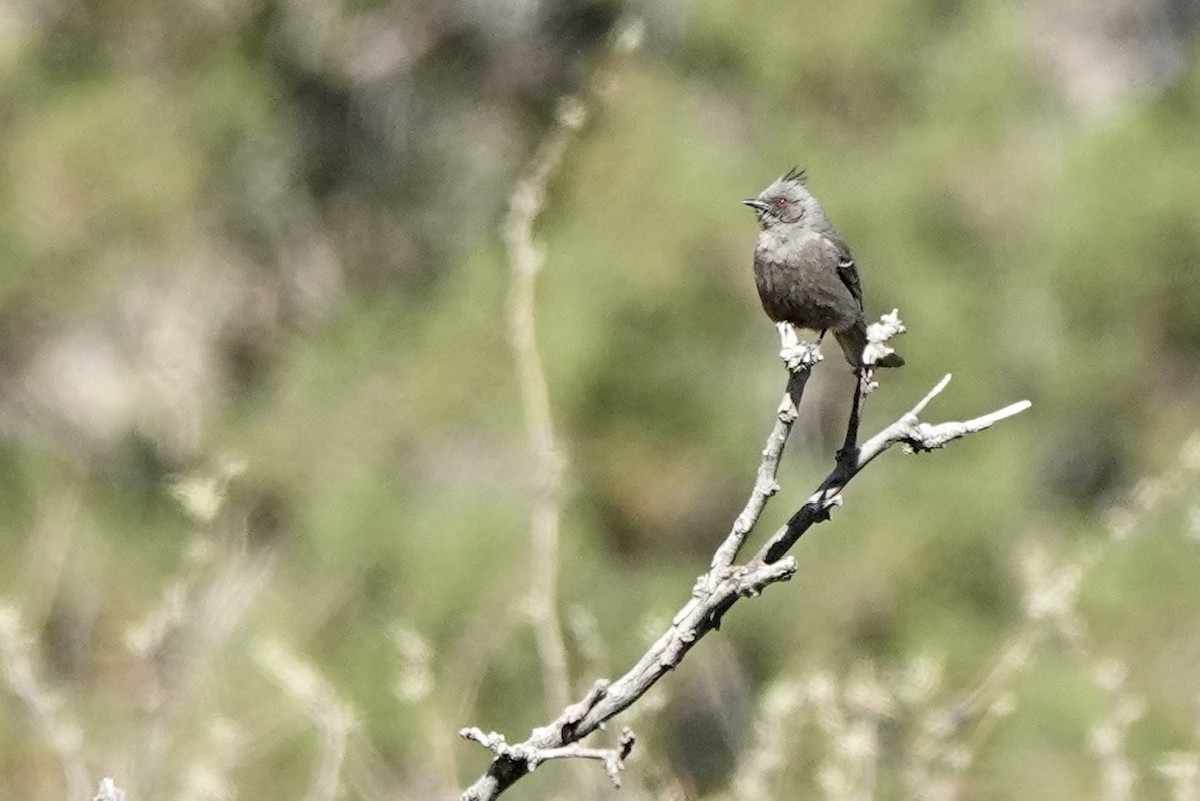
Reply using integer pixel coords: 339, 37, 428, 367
1, 1, 1198, 798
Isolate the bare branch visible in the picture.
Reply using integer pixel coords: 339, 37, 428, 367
459, 319, 1030, 799
502, 12, 645, 725
755, 376, 1031, 565
461, 727, 636, 788
712, 348, 820, 571
459, 554, 796, 800
503, 74, 579, 722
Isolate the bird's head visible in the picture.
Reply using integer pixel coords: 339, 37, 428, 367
742, 167, 822, 230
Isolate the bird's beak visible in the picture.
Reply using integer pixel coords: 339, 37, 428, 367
742, 199, 769, 212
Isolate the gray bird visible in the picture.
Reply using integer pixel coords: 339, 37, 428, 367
744, 168, 903, 370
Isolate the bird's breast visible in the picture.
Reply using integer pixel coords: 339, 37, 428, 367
752, 230, 860, 332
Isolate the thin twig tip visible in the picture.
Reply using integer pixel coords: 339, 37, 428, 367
998, 400, 1033, 418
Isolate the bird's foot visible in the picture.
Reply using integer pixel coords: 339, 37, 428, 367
777, 323, 821, 372
780, 341, 822, 372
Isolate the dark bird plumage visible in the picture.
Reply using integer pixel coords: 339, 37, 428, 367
743, 169, 903, 369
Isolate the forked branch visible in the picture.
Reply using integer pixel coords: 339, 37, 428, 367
458, 314, 1031, 800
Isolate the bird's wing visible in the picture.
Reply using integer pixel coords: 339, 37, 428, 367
823, 234, 863, 311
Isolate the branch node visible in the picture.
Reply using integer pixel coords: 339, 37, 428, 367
570, 680, 609, 721
911, 373, 953, 417
604, 728, 637, 786
732, 559, 797, 598
461, 727, 509, 753
810, 491, 843, 522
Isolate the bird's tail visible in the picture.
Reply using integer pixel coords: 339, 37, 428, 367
835, 322, 905, 369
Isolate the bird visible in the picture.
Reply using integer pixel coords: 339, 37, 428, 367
743, 168, 903, 370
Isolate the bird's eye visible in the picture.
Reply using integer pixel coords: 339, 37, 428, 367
775, 197, 789, 207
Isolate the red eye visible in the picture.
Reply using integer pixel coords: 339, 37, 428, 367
776, 197, 789, 207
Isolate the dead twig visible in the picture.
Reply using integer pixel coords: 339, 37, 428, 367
459, 309, 1031, 799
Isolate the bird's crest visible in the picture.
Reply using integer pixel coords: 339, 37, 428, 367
779, 166, 807, 185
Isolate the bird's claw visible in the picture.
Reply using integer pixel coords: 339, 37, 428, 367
780, 342, 821, 372
777, 323, 821, 371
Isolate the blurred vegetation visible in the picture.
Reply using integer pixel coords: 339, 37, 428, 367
1, 0, 1199, 799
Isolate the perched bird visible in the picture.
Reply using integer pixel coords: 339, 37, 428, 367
743, 168, 903, 370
